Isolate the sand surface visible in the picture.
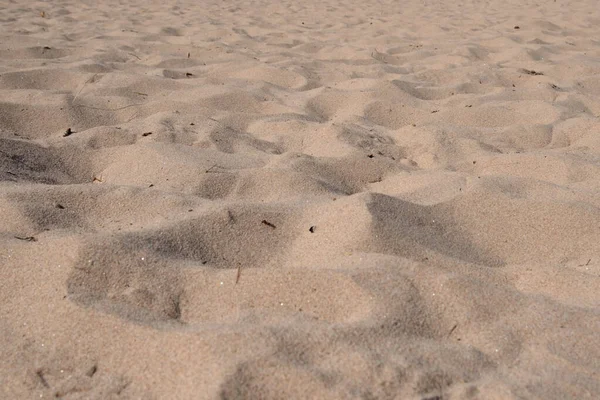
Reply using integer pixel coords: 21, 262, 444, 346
1, 0, 600, 398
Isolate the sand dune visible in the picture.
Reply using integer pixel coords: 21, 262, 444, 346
1, 0, 599, 398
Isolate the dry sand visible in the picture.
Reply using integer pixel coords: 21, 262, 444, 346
1, 0, 600, 398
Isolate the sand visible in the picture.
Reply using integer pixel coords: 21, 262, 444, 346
1, 0, 599, 398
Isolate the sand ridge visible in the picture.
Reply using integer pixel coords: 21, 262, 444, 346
1, 0, 599, 398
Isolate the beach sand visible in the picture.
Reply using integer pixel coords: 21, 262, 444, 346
1, 0, 599, 398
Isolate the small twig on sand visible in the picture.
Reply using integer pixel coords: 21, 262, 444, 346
36, 370, 49, 388
235, 264, 242, 284
261, 220, 276, 229
447, 324, 458, 338
14, 236, 37, 242
205, 164, 219, 173
125, 112, 139, 123
73, 103, 145, 112
205, 164, 232, 174
73, 73, 98, 104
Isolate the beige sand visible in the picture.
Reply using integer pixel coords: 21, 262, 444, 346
1, 0, 599, 398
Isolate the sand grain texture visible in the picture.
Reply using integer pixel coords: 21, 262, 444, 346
1, 0, 599, 398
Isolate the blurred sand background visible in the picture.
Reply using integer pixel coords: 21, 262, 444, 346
1, 0, 599, 398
